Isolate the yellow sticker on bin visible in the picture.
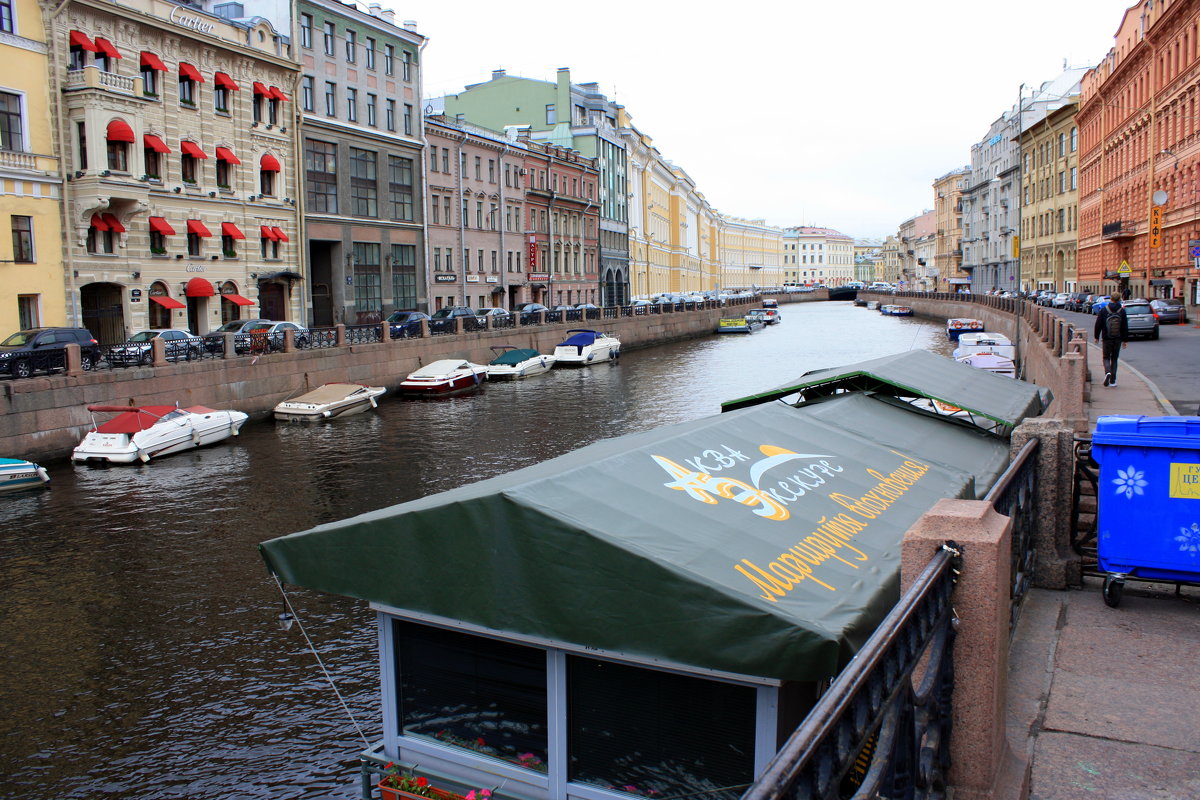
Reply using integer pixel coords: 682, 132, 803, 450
1169, 463, 1200, 499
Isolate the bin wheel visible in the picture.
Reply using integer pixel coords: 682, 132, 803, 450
1102, 575, 1125, 608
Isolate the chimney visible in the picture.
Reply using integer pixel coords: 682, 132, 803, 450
379, 9, 395, 23
367, 3, 381, 15
492, 69, 506, 81
403, 19, 417, 31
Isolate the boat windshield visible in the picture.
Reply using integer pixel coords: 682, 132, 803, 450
160, 409, 190, 423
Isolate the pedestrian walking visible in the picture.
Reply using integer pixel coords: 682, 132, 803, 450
1094, 298, 1128, 386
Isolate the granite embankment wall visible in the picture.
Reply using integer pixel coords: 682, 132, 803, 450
2, 292, 827, 462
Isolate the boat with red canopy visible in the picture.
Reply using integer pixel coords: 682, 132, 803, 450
72, 404, 249, 464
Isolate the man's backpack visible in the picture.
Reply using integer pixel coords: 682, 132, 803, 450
1105, 309, 1123, 339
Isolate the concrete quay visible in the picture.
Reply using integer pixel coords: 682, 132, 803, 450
1007, 342, 1200, 800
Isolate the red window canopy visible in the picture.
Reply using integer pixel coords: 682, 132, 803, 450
221, 222, 246, 240
180, 140, 208, 159
178, 62, 204, 83
102, 213, 125, 233
94, 37, 121, 59
215, 146, 240, 165
90, 213, 110, 231
185, 277, 214, 297
140, 51, 166, 71
259, 153, 281, 172
106, 119, 135, 143
69, 30, 98, 52
259, 225, 278, 241
252, 81, 270, 96
269, 86, 289, 102
214, 72, 239, 91
271, 226, 288, 242
222, 293, 254, 306
148, 216, 175, 235
186, 220, 212, 237
150, 295, 185, 309
143, 134, 170, 153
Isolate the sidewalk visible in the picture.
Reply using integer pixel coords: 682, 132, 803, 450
1006, 342, 1200, 799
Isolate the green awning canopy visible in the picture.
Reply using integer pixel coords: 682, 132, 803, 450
260, 395, 1009, 683
720, 350, 1049, 435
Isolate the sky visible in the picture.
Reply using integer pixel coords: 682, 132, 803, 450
407, 0, 1137, 240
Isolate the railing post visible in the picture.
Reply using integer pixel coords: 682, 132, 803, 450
419, 319, 430, 338
903, 500, 1030, 800
1010, 420, 1080, 588
379, 321, 390, 344
335, 323, 347, 347
151, 337, 167, 367
223, 332, 236, 359
283, 328, 296, 353
65, 342, 83, 376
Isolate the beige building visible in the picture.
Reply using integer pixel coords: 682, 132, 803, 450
880, 235, 901, 283
783, 226, 854, 286
48, 0, 299, 341
933, 167, 969, 292
1020, 99, 1079, 292
897, 211, 936, 289
718, 216, 785, 290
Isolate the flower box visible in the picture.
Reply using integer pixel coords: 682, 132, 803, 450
377, 783, 460, 800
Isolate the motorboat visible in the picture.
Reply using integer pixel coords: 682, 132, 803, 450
399, 359, 487, 395
947, 318, 985, 339
273, 383, 387, 422
553, 329, 621, 366
485, 346, 555, 380
955, 352, 1016, 378
0, 458, 50, 492
881, 305, 913, 317
865, 301, 880, 310
953, 332, 1015, 360
72, 404, 249, 464
716, 315, 764, 334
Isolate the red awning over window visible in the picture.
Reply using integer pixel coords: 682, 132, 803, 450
143, 134, 170, 153
140, 51, 167, 71
148, 216, 176, 235
213, 72, 240, 90
221, 222, 246, 240
102, 213, 125, 233
179, 62, 204, 83
259, 153, 281, 172
90, 213, 110, 231
180, 140, 208, 159
106, 119, 135, 143
269, 86, 289, 102
93, 37, 122, 59
214, 146, 240, 164
252, 81, 269, 96
186, 220, 212, 237
222, 294, 254, 306
259, 225, 278, 241
270, 226, 289, 242
150, 295, 186, 310
70, 30, 98, 51
185, 277, 214, 297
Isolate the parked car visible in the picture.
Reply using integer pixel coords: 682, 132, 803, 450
1120, 300, 1160, 340
574, 303, 600, 310
105, 329, 198, 366
201, 319, 272, 353
1052, 292, 1070, 308
1064, 292, 1089, 311
386, 310, 431, 339
515, 303, 549, 324
0, 327, 101, 378
428, 306, 480, 333
243, 321, 310, 352
1150, 298, 1188, 324
1088, 295, 1111, 314
475, 307, 511, 318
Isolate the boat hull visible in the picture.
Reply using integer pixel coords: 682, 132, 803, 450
946, 319, 985, 339
486, 357, 555, 380
274, 387, 386, 421
72, 410, 249, 464
0, 459, 50, 492
399, 373, 485, 395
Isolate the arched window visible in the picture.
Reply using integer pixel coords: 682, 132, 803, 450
260, 152, 280, 196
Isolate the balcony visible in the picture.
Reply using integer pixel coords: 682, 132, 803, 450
1102, 220, 1136, 239
64, 67, 139, 97
0, 150, 37, 171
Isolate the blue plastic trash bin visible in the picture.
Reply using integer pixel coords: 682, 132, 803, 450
1091, 415, 1200, 606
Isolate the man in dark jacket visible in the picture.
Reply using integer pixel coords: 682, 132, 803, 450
1094, 298, 1128, 386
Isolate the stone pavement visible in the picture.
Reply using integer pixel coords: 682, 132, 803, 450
1006, 342, 1200, 799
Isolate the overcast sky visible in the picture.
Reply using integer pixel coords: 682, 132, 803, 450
411, 0, 1136, 240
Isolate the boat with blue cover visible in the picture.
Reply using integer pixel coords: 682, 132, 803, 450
486, 346, 555, 379
0, 458, 50, 492
553, 329, 620, 366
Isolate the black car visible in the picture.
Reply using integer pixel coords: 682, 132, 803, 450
0, 327, 101, 378
428, 306, 481, 333
201, 319, 272, 353
386, 310, 431, 339
514, 303, 550, 324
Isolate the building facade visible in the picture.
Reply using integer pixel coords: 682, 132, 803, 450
48, 0, 300, 341
297, 0, 425, 324
932, 168, 969, 292
960, 112, 1021, 294
718, 217, 784, 289
782, 226, 853, 286
1, 0, 67, 333
1020, 100, 1080, 292
1078, 0, 1200, 304
880, 235, 901, 283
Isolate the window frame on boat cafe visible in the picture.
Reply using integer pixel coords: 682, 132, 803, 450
375, 608, 814, 800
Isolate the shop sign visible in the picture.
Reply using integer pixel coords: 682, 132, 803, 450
434, 274, 456, 283
466, 275, 480, 283
527, 235, 538, 269
170, 6, 217, 34
528, 272, 549, 281
1149, 207, 1163, 248
485, 276, 499, 283
185, 264, 207, 273
130, 289, 142, 297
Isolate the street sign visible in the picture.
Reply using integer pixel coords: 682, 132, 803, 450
1118, 260, 1132, 276
1149, 207, 1163, 248
1190, 244, 1200, 258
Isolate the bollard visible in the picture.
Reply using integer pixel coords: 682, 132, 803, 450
152, 337, 168, 367
223, 332, 236, 359
283, 328, 295, 353
336, 323, 347, 347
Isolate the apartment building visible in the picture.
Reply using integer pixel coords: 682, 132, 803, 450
1021, 98, 1080, 292
933, 167, 969, 292
782, 226, 853, 286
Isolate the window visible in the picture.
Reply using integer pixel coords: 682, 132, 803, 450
443, 196, 450, 226
353, 242, 382, 322
252, 90, 264, 123
1070, 127, 1077, 152
323, 21, 336, 56
1058, 133, 1066, 157
106, 139, 127, 171
181, 152, 197, 183
76, 121, 86, 169
546, 104, 556, 124
441, 148, 449, 173
259, 156, 278, 196
476, 200, 483, 229
11, 215, 33, 262
403, 103, 413, 135
305, 139, 338, 213
389, 156, 413, 221
345, 29, 356, 62
324, 82, 336, 116
431, 193, 439, 224
365, 37, 375, 69
1058, 171, 1065, 193
301, 76, 314, 111
0, 0, 13, 34
350, 147, 377, 217
1, 91, 25, 151
386, 99, 395, 131
17, 295, 38, 329
87, 217, 114, 254
366, 93, 377, 127
429, 147, 438, 172
179, 75, 195, 105
392, 244, 416, 308
299, 14, 312, 48
140, 63, 159, 96
221, 233, 237, 257
347, 88, 358, 122
1070, 167, 1077, 190
384, 44, 394, 75
268, 95, 279, 126
402, 50, 412, 81
474, 156, 481, 180
214, 85, 229, 113
1057, 208, 1066, 233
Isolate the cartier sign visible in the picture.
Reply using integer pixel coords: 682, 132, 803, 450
170, 6, 217, 34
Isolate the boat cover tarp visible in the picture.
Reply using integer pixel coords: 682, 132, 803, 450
489, 348, 541, 366
292, 383, 372, 403
260, 394, 1007, 682
720, 349, 1048, 427
559, 330, 599, 347
93, 406, 178, 433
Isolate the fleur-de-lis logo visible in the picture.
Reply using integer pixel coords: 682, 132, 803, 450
1176, 523, 1200, 555
1113, 466, 1148, 499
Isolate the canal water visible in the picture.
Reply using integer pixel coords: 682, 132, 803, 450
0, 302, 951, 800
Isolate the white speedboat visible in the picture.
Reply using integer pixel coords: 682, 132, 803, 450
274, 383, 387, 422
953, 332, 1015, 360
947, 318, 985, 340
716, 316, 764, 334
956, 352, 1016, 378
485, 347, 555, 380
72, 404, 249, 464
881, 305, 914, 317
399, 359, 487, 395
553, 329, 621, 366
0, 458, 50, 492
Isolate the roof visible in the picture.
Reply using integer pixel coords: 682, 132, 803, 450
260, 392, 1010, 682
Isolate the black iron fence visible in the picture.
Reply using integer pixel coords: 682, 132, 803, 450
983, 438, 1040, 635
741, 543, 962, 800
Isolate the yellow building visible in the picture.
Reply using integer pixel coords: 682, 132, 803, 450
1020, 100, 1079, 292
718, 216, 785, 290
1, 0, 68, 332
933, 167, 969, 292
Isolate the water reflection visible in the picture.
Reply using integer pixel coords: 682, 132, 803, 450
0, 302, 949, 799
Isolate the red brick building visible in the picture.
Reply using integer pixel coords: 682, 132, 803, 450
1078, 0, 1200, 305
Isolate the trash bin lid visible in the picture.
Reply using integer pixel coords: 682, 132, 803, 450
1093, 415, 1200, 452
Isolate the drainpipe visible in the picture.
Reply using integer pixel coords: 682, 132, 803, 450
456, 130, 467, 305
417, 35, 431, 312
48, 2, 79, 325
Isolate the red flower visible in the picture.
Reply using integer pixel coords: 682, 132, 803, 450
416, 777, 429, 787
475, 737, 486, 747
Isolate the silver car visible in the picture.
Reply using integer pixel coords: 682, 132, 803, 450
1120, 300, 1160, 340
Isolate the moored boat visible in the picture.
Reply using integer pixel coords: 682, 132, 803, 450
716, 315, 763, 334
953, 332, 1015, 360
956, 352, 1016, 378
72, 404, 249, 464
273, 383, 387, 422
0, 458, 50, 492
399, 359, 487, 395
946, 318, 985, 339
886, 305, 914, 317
486, 346, 555, 380
553, 329, 621, 366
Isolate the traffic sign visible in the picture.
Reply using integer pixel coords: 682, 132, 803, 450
1118, 259, 1132, 276
1191, 244, 1200, 259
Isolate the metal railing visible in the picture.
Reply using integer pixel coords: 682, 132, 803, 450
306, 327, 339, 349
742, 543, 961, 800
345, 324, 383, 345
983, 438, 1040, 635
